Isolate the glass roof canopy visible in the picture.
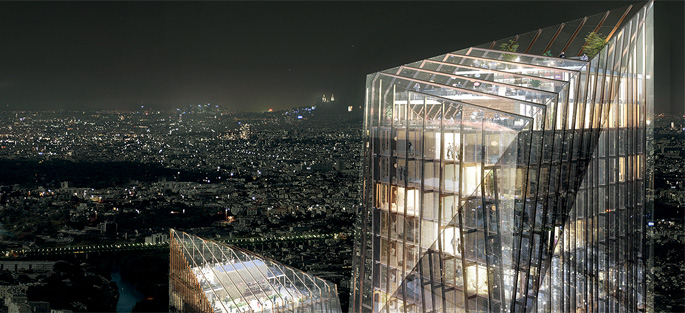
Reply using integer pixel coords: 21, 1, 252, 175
472, 3, 644, 57
169, 229, 341, 313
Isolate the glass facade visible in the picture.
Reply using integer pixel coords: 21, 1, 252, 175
350, 2, 653, 312
169, 229, 341, 313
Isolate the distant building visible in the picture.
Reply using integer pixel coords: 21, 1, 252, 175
319, 94, 335, 104
3, 293, 53, 313
97, 221, 117, 234
169, 229, 341, 313
144, 233, 169, 245
240, 123, 252, 140
0, 261, 55, 273
351, 2, 654, 313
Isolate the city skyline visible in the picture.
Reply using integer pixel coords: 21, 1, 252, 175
1, 1, 681, 114
0, 1, 681, 312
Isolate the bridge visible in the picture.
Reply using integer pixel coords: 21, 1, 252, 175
2, 232, 351, 258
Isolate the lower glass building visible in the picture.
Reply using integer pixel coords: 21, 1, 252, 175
350, 2, 653, 312
169, 229, 341, 313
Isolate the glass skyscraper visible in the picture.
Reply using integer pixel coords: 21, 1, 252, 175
169, 229, 341, 313
350, 2, 654, 312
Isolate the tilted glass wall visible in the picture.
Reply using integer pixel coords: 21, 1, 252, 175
534, 4, 654, 312
169, 229, 341, 313
350, 2, 653, 312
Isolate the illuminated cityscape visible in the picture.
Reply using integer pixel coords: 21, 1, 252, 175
0, 1, 682, 313
0, 108, 361, 312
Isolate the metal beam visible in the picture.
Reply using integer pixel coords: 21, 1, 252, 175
541, 23, 566, 55
561, 16, 588, 55
525, 29, 543, 54
577, 10, 611, 56
606, 5, 634, 43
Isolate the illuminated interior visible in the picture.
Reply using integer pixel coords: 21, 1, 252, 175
351, 2, 654, 312
169, 229, 341, 313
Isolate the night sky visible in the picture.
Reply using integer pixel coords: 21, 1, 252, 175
0, 1, 682, 113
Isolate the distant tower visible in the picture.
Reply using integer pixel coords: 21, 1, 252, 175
322, 94, 328, 103
330, 94, 335, 102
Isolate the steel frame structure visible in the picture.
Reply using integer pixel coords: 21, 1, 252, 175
351, 2, 654, 312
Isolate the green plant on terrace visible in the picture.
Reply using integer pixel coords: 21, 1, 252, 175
584, 32, 607, 59
499, 39, 519, 61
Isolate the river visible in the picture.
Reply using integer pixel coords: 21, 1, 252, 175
111, 267, 144, 313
